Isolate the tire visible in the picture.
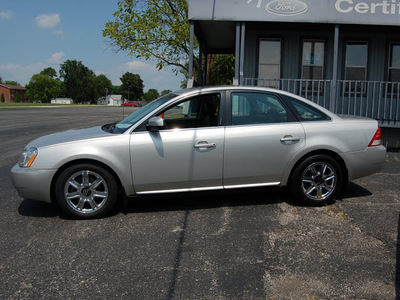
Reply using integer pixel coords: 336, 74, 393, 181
290, 155, 342, 205
55, 163, 118, 219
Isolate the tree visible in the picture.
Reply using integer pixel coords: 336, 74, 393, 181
5, 80, 20, 86
104, 0, 193, 74
1, 94, 4, 102
0, 76, 3, 84
93, 74, 113, 101
161, 89, 172, 96
26, 72, 64, 103
144, 89, 160, 102
40, 67, 58, 78
104, 0, 235, 86
59, 60, 96, 103
120, 72, 144, 100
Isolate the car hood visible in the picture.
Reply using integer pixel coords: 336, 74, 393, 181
27, 126, 113, 149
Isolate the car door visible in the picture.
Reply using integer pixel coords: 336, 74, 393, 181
223, 91, 305, 188
130, 93, 225, 194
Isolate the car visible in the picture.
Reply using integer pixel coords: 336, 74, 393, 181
11, 86, 386, 219
121, 101, 143, 107
121, 101, 136, 106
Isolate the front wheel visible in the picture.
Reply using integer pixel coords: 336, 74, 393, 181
55, 164, 118, 219
290, 155, 342, 205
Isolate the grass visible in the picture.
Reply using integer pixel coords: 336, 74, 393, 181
0, 102, 105, 109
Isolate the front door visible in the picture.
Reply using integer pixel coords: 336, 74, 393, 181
130, 93, 225, 194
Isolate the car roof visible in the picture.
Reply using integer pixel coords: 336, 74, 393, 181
171, 85, 337, 119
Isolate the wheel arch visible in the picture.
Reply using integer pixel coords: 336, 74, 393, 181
50, 159, 125, 204
286, 149, 349, 188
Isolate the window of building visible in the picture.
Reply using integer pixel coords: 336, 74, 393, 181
389, 43, 400, 82
302, 40, 325, 80
258, 39, 281, 87
345, 41, 368, 81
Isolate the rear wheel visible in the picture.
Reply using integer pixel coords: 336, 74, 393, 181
290, 155, 342, 205
55, 164, 118, 219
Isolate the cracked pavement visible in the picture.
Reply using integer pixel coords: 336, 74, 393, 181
0, 107, 399, 299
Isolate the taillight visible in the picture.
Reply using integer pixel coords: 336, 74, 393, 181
368, 127, 382, 147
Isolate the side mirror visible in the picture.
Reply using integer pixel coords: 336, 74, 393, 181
146, 116, 165, 132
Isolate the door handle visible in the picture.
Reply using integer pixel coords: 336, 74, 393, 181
194, 142, 216, 149
280, 136, 300, 143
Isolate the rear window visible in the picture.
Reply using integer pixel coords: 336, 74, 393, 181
283, 95, 331, 121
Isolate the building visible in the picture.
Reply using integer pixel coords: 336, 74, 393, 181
188, 0, 400, 148
51, 98, 74, 104
0, 84, 27, 103
97, 96, 123, 106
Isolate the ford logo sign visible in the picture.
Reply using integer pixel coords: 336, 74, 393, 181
266, 0, 308, 16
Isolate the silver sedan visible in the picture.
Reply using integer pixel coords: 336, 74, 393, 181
11, 86, 386, 218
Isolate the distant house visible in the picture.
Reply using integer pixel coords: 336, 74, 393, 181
106, 95, 123, 106
0, 84, 27, 103
51, 98, 74, 104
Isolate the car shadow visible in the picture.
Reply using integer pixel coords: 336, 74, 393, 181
18, 199, 59, 218
337, 182, 373, 200
17, 182, 373, 218
121, 187, 293, 215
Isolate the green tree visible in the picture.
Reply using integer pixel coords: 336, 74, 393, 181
208, 55, 235, 85
104, 0, 235, 86
40, 67, 58, 78
1, 94, 4, 102
161, 89, 172, 96
5, 80, 20, 86
144, 89, 160, 102
93, 74, 113, 102
15, 93, 21, 103
26, 73, 64, 103
120, 72, 144, 100
0, 76, 3, 84
104, 0, 193, 74
59, 60, 96, 103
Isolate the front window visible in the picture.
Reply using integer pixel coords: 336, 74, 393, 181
161, 93, 221, 129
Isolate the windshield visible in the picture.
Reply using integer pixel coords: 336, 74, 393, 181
111, 93, 177, 133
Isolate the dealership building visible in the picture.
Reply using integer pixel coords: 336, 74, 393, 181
188, 0, 400, 148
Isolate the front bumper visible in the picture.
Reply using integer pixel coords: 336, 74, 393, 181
11, 165, 57, 203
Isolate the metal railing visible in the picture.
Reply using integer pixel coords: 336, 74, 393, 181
244, 78, 400, 127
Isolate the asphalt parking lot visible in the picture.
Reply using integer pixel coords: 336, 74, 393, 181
0, 106, 399, 299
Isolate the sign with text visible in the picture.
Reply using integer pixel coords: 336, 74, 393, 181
189, 0, 400, 26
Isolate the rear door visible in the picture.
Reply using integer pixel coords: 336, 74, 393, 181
223, 91, 305, 188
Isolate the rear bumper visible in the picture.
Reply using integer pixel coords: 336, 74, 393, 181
11, 165, 56, 203
341, 145, 386, 181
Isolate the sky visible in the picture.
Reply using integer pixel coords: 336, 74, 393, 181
0, 0, 184, 93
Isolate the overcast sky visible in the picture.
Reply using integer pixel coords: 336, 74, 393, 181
0, 0, 184, 92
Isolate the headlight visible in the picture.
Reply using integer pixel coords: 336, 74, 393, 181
18, 147, 38, 168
